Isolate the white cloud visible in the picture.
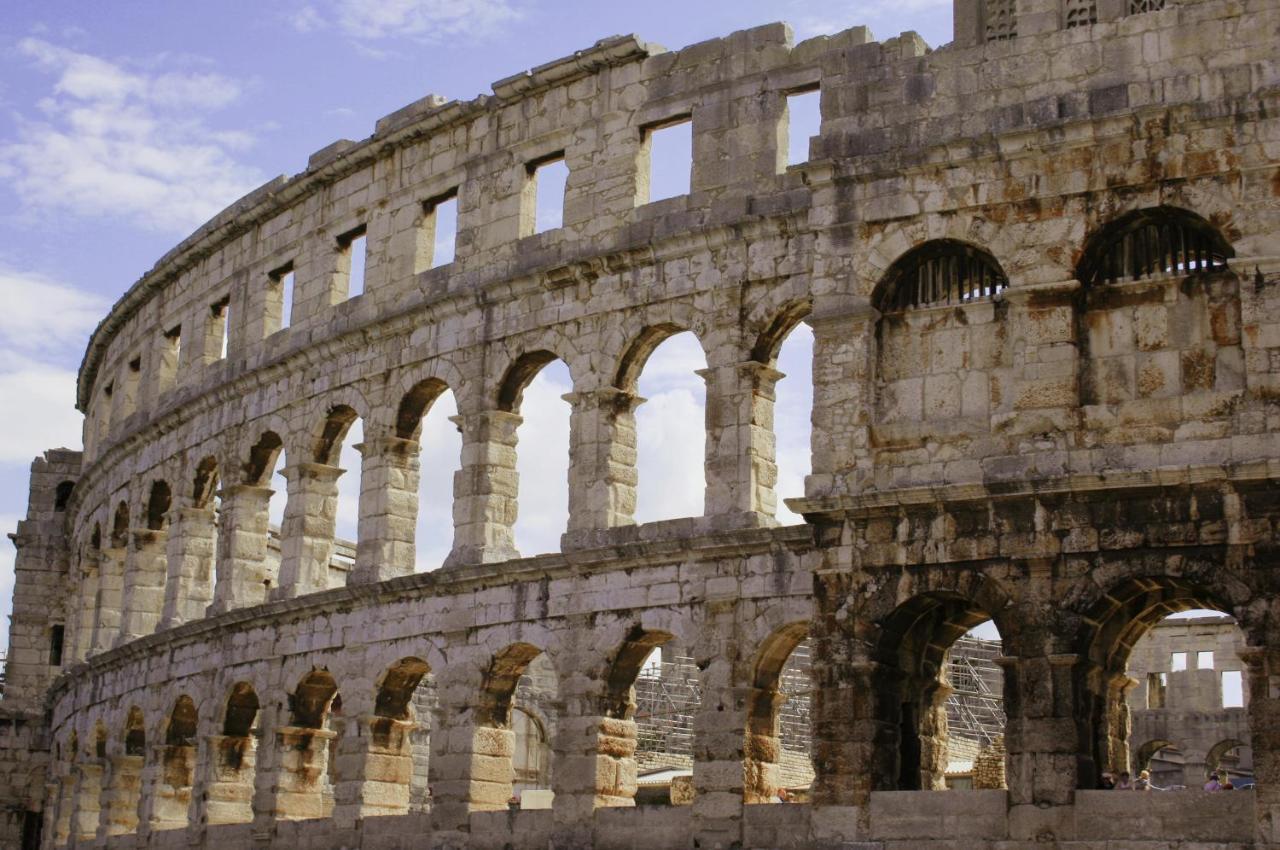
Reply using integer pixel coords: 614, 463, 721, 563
0, 353, 83, 462
513, 363, 572, 555
293, 0, 523, 44
0, 38, 261, 234
789, 0, 951, 41
0, 267, 106, 353
0, 513, 18, 652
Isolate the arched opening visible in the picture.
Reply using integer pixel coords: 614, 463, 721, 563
873, 593, 1007, 792
207, 682, 260, 825
150, 695, 198, 831
751, 303, 813, 523
1076, 206, 1234, 288
145, 481, 171, 531
106, 705, 147, 835
501, 352, 572, 556
54, 481, 74, 512
90, 502, 130, 651
617, 328, 706, 523
360, 657, 435, 818
172, 456, 220, 623
1117, 602, 1252, 790
275, 669, 342, 820
745, 623, 814, 803
52, 733, 76, 846
396, 380, 462, 571
72, 724, 107, 841
873, 241, 1009, 430
314, 404, 362, 587
1078, 574, 1248, 789
232, 430, 286, 606
473, 644, 558, 810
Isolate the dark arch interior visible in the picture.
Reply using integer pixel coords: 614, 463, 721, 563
124, 707, 146, 756
192, 457, 219, 508
54, 481, 74, 512
498, 351, 560, 412
1076, 205, 1234, 288
603, 628, 674, 720
243, 431, 284, 485
146, 481, 172, 531
614, 325, 686, 392
110, 501, 130, 548
314, 404, 360, 465
223, 682, 260, 737
873, 239, 1007, 313
165, 696, 198, 747
477, 644, 543, 727
396, 379, 449, 440
289, 670, 339, 729
749, 302, 812, 366
375, 657, 431, 721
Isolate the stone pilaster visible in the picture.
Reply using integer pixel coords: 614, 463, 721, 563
160, 506, 217, 629
137, 743, 196, 834
69, 552, 100, 663
1000, 653, 1084, 808
700, 361, 784, 524
691, 680, 751, 848
90, 544, 125, 655
201, 734, 257, 825
274, 463, 345, 599
429, 710, 515, 841
551, 676, 638, 848
811, 657, 897, 808
331, 715, 416, 828
1240, 647, 1280, 843
445, 410, 521, 566
117, 527, 168, 643
805, 303, 878, 501
352, 436, 421, 583
562, 388, 642, 547
97, 754, 143, 838
51, 773, 75, 847
208, 484, 275, 614
71, 761, 104, 843
257, 726, 337, 821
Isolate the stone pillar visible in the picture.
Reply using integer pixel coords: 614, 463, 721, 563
562, 388, 642, 547
700, 361, 784, 525
274, 463, 345, 599
51, 773, 74, 847
97, 754, 144, 837
811, 658, 898, 807
201, 734, 257, 825
70, 553, 100, 662
551, 677, 638, 846
258, 726, 337, 821
691, 678, 751, 848
331, 715, 416, 828
1240, 647, 1280, 843
444, 411, 521, 566
138, 743, 196, 833
160, 506, 217, 629
429, 712, 515, 839
744, 685, 786, 804
208, 484, 275, 614
806, 303, 878, 501
352, 436, 421, 583
90, 544, 125, 654
117, 527, 168, 643
71, 762, 104, 842
1000, 653, 1084, 808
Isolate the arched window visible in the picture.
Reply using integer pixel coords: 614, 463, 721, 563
1077, 206, 1233, 287
875, 240, 1007, 313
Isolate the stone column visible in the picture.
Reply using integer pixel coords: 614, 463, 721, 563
138, 742, 196, 834
352, 436, 421, 584
71, 761, 104, 843
51, 773, 75, 847
444, 411, 521, 566
691, 674, 751, 848
429, 709, 515, 839
208, 484, 275, 614
805, 303, 878, 502
700, 361, 784, 525
551, 680, 638, 847
201, 734, 257, 825
117, 527, 168, 643
97, 754, 144, 838
999, 653, 1085, 808
562, 388, 642, 548
331, 715, 416, 827
1240, 647, 1280, 843
160, 506, 217, 629
811, 657, 898, 807
90, 544, 125, 654
274, 463, 345, 599
258, 726, 338, 821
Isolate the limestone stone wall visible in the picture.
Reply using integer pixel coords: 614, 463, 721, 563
2, 0, 1280, 846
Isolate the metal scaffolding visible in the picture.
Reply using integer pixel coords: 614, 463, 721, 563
945, 635, 1006, 748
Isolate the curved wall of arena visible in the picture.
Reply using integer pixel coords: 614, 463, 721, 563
14, 0, 1280, 846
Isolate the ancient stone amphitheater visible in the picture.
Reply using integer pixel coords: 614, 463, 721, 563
2, 0, 1279, 846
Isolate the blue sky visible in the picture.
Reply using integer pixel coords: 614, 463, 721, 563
0, 0, 962, 648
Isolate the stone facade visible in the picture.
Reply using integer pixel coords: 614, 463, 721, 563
2, 0, 1280, 847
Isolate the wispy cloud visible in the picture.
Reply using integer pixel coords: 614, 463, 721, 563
291, 0, 523, 46
0, 266, 107, 353
788, 0, 951, 42
0, 38, 262, 234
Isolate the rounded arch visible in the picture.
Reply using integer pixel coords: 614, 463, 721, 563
1206, 737, 1248, 773
749, 300, 813, 366
312, 403, 361, 465
289, 669, 339, 729
477, 643, 545, 727
145, 480, 172, 531
242, 430, 284, 486
872, 239, 1008, 313
92, 720, 107, 759
395, 378, 451, 440
123, 706, 146, 756
602, 627, 675, 719
613, 324, 690, 392
1134, 738, 1176, 771
192, 456, 220, 508
165, 695, 198, 747
1076, 205, 1235, 287
497, 351, 562, 412
222, 682, 260, 737
110, 500, 130, 547
374, 657, 432, 721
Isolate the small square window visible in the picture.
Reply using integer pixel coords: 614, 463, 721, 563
640, 117, 693, 205
421, 190, 459, 269
1221, 670, 1244, 708
1171, 651, 1187, 672
337, 226, 368, 299
527, 155, 568, 235
1197, 650, 1214, 669
785, 88, 821, 167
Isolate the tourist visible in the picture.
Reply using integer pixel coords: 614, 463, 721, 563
1116, 771, 1132, 790
777, 788, 790, 803
1204, 773, 1223, 792
1134, 770, 1151, 791
1100, 772, 1116, 790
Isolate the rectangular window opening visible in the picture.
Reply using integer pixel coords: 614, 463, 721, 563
270, 263, 296, 333
212, 297, 231, 360
49, 625, 64, 667
785, 87, 822, 168
424, 190, 459, 269
1171, 651, 1188, 672
338, 225, 368, 299
1146, 672, 1166, 709
640, 117, 693, 206
527, 154, 568, 236
159, 325, 182, 393
1197, 650, 1214, 669
1222, 670, 1244, 708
